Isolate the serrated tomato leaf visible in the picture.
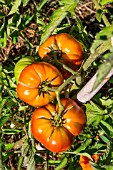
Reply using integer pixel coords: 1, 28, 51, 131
40, 7, 67, 44
40, 1, 78, 44
8, 0, 21, 15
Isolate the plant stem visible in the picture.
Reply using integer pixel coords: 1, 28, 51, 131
48, 73, 79, 115
53, 52, 76, 74
93, 0, 111, 26
83, 38, 111, 71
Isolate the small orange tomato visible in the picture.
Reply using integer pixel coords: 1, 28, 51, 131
79, 154, 100, 170
16, 62, 63, 107
79, 155, 93, 170
38, 33, 84, 78
31, 98, 86, 152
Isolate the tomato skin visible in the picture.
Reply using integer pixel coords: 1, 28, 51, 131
16, 62, 63, 107
38, 33, 84, 78
38, 35, 56, 58
56, 33, 84, 66
31, 98, 86, 152
58, 98, 86, 136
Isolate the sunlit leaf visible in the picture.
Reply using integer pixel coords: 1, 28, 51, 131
96, 24, 113, 40
85, 101, 105, 125
100, 120, 113, 134
37, 0, 48, 10
0, 115, 10, 127
8, 0, 21, 15
55, 157, 67, 170
40, 1, 78, 44
100, 97, 113, 107
96, 9, 104, 22
73, 139, 92, 154
21, 0, 30, 7
100, 0, 113, 5
40, 7, 67, 44
2, 129, 21, 134
3, 143, 14, 150
0, 98, 7, 113
92, 54, 113, 91
14, 57, 34, 83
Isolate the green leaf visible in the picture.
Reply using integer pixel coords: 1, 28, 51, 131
55, 157, 67, 170
100, 0, 113, 5
18, 157, 24, 170
100, 97, 113, 107
100, 120, 113, 134
2, 143, 14, 150
73, 139, 92, 154
0, 98, 7, 113
2, 129, 21, 134
59, 0, 78, 5
34, 154, 44, 164
14, 57, 34, 83
2, 151, 13, 162
0, 31, 7, 48
90, 39, 104, 54
0, 115, 10, 127
85, 101, 104, 114
37, 0, 48, 11
96, 9, 103, 22
99, 135, 109, 143
96, 24, 113, 40
40, 1, 78, 44
85, 101, 105, 125
92, 54, 113, 91
103, 165, 113, 170
21, 0, 30, 7
8, 0, 21, 15
48, 160, 61, 165
40, 7, 67, 44
0, 12, 6, 18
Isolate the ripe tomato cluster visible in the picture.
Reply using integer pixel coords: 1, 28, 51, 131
15, 33, 86, 152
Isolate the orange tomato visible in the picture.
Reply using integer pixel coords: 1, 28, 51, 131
16, 62, 63, 107
31, 98, 86, 152
79, 154, 100, 170
38, 33, 84, 78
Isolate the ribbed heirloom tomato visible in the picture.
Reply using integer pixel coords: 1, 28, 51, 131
31, 98, 86, 152
16, 62, 63, 107
38, 33, 84, 78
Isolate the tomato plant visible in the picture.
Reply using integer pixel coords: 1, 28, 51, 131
16, 62, 64, 107
31, 98, 86, 152
38, 33, 84, 78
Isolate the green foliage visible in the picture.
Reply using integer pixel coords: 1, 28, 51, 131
100, 0, 113, 5
8, 0, 22, 15
0, 0, 113, 169
40, 0, 78, 44
92, 53, 113, 91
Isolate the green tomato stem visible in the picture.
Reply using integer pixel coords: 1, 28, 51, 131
48, 73, 79, 117
52, 51, 77, 75
83, 38, 111, 71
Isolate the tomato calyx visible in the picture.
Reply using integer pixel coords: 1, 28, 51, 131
50, 114, 65, 127
38, 80, 52, 96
